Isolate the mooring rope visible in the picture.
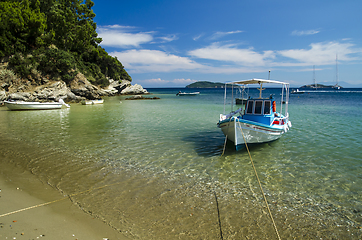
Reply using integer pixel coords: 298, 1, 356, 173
221, 134, 228, 156
213, 192, 224, 240
0, 183, 119, 218
238, 122, 281, 240
0, 197, 67, 218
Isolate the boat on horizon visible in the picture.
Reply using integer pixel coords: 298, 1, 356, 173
291, 89, 305, 94
217, 79, 292, 151
334, 54, 341, 90
4, 99, 70, 110
176, 91, 200, 96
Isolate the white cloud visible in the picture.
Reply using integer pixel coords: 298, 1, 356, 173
106, 36, 361, 76
188, 43, 275, 66
291, 29, 320, 36
143, 78, 169, 84
98, 25, 153, 48
278, 41, 361, 65
110, 49, 204, 73
143, 78, 196, 85
172, 78, 196, 84
210, 30, 243, 40
158, 34, 178, 43
193, 33, 204, 41
111, 48, 266, 75
110, 44, 278, 74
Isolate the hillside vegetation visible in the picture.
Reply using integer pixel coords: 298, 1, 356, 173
0, 0, 131, 87
186, 81, 228, 88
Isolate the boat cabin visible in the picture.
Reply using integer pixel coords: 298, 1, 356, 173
242, 97, 276, 125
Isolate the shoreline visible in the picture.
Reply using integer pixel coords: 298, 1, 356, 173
0, 161, 129, 240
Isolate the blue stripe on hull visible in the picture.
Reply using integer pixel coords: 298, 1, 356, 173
235, 144, 245, 151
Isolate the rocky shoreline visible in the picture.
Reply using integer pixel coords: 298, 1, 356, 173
0, 72, 148, 103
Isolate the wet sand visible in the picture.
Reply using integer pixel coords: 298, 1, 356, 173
0, 161, 129, 240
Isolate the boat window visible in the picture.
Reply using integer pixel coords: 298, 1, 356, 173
264, 101, 271, 114
254, 100, 263, 114
246, 100, 254, 114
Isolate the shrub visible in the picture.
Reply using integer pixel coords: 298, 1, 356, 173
37, 48, 78, 84
8, 53, 36, 79
0, 68, 17, 82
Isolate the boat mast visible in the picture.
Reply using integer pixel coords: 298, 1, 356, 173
336, 54, 339, 87
313, 65, 317, 89
257, 82, 265, 99
223, 83, 227, 114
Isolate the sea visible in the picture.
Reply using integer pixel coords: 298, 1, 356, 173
0, 87, 361, 239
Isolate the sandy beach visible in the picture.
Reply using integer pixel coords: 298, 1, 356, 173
0, 161, 129, 240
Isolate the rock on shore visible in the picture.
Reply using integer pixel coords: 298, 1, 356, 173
125, 95, 160, 100
0, 72, 148, 102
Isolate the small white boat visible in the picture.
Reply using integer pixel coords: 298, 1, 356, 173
176, 91, 200, 96
4, 99, 70, 110
217, 79, 292, 151
291, 89, 305, 94
81, 99, 104, 105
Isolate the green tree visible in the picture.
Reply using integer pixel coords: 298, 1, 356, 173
2, 0, 132, 85
0, 0, 46, 57
39, 0, 101, 53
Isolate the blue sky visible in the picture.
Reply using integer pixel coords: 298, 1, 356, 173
92, 0, 362, 88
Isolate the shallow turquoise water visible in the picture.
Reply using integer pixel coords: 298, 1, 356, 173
1, 88, 361, 239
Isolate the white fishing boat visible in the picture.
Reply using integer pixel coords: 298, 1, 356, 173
4, 99, 70, 110
81, 99, 104, 105
217, 79, 292, 151
176, 91, 200, 96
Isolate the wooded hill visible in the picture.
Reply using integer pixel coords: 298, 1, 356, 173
0, 0, 131, 87
186, 81, 228, 88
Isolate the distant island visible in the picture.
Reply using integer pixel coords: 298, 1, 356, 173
186, 81, 229, 88
300, 84, 343, 89
186, 81, 344, 89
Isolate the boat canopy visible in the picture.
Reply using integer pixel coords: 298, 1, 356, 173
222, 78, 290, 120
229, 79, 289, 86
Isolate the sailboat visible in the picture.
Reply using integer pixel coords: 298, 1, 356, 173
313, 65, 318, 89
334, 55, 341, 90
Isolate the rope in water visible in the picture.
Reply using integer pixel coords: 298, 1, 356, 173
238, 122, 281, 240
0, 183, 119, 218
213, 192, 224, 240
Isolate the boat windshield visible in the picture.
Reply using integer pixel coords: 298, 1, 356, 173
245, 99, 272, 115
246, 101, 254, 114
254, 100, 263, 114
264, 101, 271, 114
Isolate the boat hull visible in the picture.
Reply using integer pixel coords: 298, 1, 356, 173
176, 92, 200, 96
4, 101, 63, 110
218, 118, 289, 150
82, 99, 104, 105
